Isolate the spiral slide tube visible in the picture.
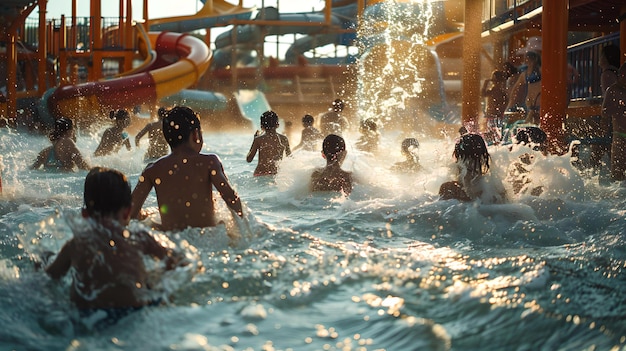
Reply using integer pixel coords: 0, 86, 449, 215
39, 31, 211, 126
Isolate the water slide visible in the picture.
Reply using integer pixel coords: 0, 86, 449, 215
39, 31, 211, 126
212, 1, 358, 67
38, 1, 255, 127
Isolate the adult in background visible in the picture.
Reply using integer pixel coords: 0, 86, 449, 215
507, 37, 542, 125
319, 99, 350, 137
588, 45, 621, 171
602, 63, 626, 181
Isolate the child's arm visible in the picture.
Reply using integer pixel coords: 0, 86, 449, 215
31, 148, 48, 169
134, 125, 150, 147
210, 156, 243, 217
124, 137, 132, 151
62, 139, 90, 170
284, 135, 292, 157
246, 136, 260, 163
45, 240, 73, 279
130, 168, 154, 219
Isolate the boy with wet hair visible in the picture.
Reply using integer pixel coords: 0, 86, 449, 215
45, 167, 181, 313
310, 134, 353, 195
131, 105, 243, 230
135, 106, 170, 161
94, 109, 132, 157
246, 110, 292, 176
293, 114, 323, 152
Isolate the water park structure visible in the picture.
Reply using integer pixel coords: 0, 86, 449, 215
1, 0, 625, 152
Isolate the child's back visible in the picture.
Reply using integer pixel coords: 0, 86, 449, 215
45, 167, 176, 310
131, 106, 243, 230
310, 134, 352, 195
94, 109, 132, 157
246, 111, 292, 176
294, 114, 323, 151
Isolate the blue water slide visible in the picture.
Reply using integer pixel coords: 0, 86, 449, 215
213, 2, 357, 68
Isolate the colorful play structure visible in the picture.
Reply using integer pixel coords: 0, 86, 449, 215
1, 0, 625, 152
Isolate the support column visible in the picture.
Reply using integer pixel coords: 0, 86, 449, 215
38, 0, 48, 96
621, 6, 626, 65
461, 0, 482, 128
540, 0, 568, 155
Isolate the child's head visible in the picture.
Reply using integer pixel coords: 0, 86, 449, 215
110, 109, 131, 128
322, 134, 346, 163
491, 70, 507, 83
454, 133, 490, 175
359, 118, 378, 134
260, 111, 279, 130
50, 117, 74, 142
331, 99, 344, 112
83, 167, 132, 220
162, 105, 201, 148
401, 137, 419, 157
302, 114, 314, 127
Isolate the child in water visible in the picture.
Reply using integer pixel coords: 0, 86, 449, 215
391, 137, 421, 173
481, 70, 508, 144
31, 117, 90, 171
355, 118, 380, 154
45, 167, 184, 317
310, 134, 353, 195
131, 106, 243, 231
439, 133, 506, 203
293, 114, 323, 152
246, 111, 292, 176
135, 107, 170, 161
94, 109, 132, 157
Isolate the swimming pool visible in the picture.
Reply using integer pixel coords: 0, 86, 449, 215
1, 125, 625, 350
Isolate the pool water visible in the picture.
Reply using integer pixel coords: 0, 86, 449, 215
1, 124, 626, 351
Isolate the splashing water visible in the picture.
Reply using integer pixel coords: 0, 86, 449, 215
357, 1, 449, 134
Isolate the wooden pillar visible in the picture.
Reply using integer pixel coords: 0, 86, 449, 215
38, 0, 49, 91
6, 30, 18, 122
461, 0, 482, 127
59, 16, 68, 83
91, 0, 103, 80
621, 6, 626, 65
143, 0, 149, 31
540, 0, 568, 155
124, 0, 133, 72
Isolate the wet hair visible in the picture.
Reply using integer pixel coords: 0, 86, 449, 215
110, 109, 130, 121
260, 111, 279, 129
492, 70, 507, 82
602, 45, 621, 68
162, 105, 201, 148
360, 118, 377, 132
453, 133, 490, 175
322, 134, 346, 161
83, 167, 131, 217
302, 114, 314, 126
401, 137, 419, 155
514, 127, 547, 150
332, 99, 344, 112
49, 117, 73, 142
503, 62, 518, 77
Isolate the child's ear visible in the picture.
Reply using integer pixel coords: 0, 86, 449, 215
321, 152, 326, 159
